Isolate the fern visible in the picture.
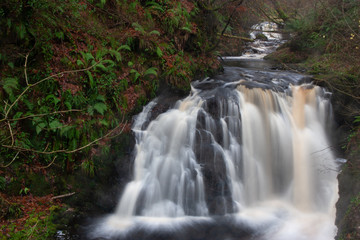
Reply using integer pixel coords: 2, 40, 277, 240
108, 49, 122, 62
80, 51, 94, 64
93, 102, 107, 115
2, 77, 18, 100
149, 30, 160, 36
130, 69, 141, 82
96, 95, 106, 102
49, 119, 63, 132
96, 48, 107, 60
132, 22, 146, 35
118, 44, 131, 52
3, 77, 18, 93
156, 47, 163, 57
94, 63, 108, 72
144, 67, 158, 77
86, 71, 95, 88
146, 2, 165, 13
181, 26, 192, 33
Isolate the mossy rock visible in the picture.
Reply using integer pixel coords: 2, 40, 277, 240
255, 33, 268, 41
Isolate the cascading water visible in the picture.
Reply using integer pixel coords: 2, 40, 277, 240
90, 23, 340, 240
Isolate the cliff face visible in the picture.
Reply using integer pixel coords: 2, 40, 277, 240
336, 137, 360, 239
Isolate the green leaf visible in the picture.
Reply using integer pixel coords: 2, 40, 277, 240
87, 106, 94, 116
8, 62, 14, 69
96, 95, 106, 102
130, 69, 141, 82
132, 22, 145, 34
181, 26, 192, 32
128, 61, 134, 67
156, 47, 163, 57
149, 30, 160, 36
13, 112, 23, 119
36, 122, 46, 134
146, 2, 164, 12
49, 120, 62, 131
76, 59, 84, 66
99, 119, 109, 126
80, 51, 94, 63
96, 49, 107, 60
64, 101, 72, 110
102, 59, 115, 68
2, 77, 18, 97
108, 49, 121, 62
144, 67, 158, 77
84, 52, 94, 63
118, 44, 131, 51
46, 94, 60, 105
94, 63, 108, 72
94, 102, 107, 115
23, 99, 34, 110
86, 71, 94, 88
55, 31, 64, 40
354, 116, 360, 123
60, 125, 74, 137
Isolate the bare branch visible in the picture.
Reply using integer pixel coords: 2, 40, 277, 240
37, 156, 57, 169
0, 151, 20, 168
7, 120, 15, 146
24, 54, 29, 86
51, 192, 76, 200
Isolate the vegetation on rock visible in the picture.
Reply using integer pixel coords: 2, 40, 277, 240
0, 0, 248, 238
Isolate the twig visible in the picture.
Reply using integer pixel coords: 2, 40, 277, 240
24, 54, 29, 86
0, 151, 20, 168
37, 156, 57, 169
221, 33, 254, 42
7, 120, 14, 146
51, 192, 76, 200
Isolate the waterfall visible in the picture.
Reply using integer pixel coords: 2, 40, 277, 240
91, 22, 339, 240
91, 73, 339, 240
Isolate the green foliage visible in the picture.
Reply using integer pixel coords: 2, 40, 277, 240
0, 176, 6, 191
1, 77, 18, 102
81, 160, 95, 177
1, 208, 60, 240
285, 0, 359, 54
0, 0, 224, 178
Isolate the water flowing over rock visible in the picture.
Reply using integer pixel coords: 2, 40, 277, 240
90, 22, 340, 240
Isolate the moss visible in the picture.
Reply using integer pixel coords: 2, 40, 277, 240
255, 33, 268, 41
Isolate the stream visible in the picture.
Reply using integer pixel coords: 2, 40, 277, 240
84, 22, 340, 240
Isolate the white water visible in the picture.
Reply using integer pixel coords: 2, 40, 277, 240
91, 23, 339, 240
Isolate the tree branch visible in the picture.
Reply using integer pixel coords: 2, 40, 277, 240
24, 54, 29, 86
7, 120, 15, 146
51, 192, 76, 200
37, 156, 57, 169
0, 151, 20, 168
